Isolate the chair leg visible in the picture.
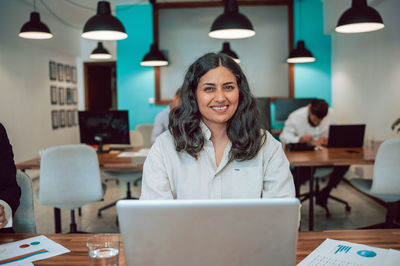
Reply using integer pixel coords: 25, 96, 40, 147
70, 210, 78, 233
328, 195, 351, 211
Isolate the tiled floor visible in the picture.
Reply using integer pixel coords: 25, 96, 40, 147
30, 172, 386, 234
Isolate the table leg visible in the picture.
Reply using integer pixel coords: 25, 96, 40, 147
54, 208, 61, 233
308, 167, 314, 231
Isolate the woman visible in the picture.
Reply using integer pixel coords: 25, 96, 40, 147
140, 53, 294, 199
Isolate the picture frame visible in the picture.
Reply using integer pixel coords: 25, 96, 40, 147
59, 87, 65, 105
57, 63, 64, 81
67, 110, 73, 127
65, 65, 71, 82
72, 88, 78, 105
59, 110, 66, 128
49, 61, 57, 81
50, 86, 57, 105
51, 110, 58, 129
71, 66, 77, 84
66, 88, 72, 105
73, 109, 78, 126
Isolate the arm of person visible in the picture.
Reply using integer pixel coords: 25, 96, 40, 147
279, 116, 301, 144
140, 137, 174, 200
262, 134, 295, 198
0, 201, 12, 229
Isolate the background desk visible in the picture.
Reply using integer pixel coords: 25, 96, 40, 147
1, 229, 399, 265
285, 144, 380, 231
15, 151, 143, 233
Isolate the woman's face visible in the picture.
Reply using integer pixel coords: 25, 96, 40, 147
196, 66, 239, 129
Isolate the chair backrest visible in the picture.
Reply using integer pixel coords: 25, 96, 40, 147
38, 144, 103, 210
135, 124, 154, 148
370, 138, 400, 194
130, 130, 144, 148
13, 170, 36, 233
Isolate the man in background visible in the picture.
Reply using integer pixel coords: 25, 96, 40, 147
0, 122, 21, 233
279, 99, 348, 206
151, 91, 180, 143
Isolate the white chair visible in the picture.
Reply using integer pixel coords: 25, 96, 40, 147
13, 170, 36, 233
38, 144, 105, 233
350, 138, 400, 228
135, 124, 154, 148
130, 130, 144, 148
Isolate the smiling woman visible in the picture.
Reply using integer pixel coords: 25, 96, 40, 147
140, 52, 295, 201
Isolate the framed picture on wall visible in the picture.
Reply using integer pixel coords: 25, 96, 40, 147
65, 65, 71, 82
50, 86, 57, 105
72, 88, 78, 104
67, 110, 73, 127
73, 109, 78, 126
57, 63, 64, 81
49, 61, 57, 81
71, 66, 77, 84
59, 87, 65, 105
51, 110, 58, 129
66, 88, 72, 105
59, 110, 66, 128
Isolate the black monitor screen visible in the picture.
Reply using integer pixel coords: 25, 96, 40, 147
275, 98, 315, 123
78, 110, 130, 145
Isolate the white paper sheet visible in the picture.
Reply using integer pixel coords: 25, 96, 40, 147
297, 238, 391, 266
0, 235, 70, 266
118, 148, 150, 158
382, 249, 400, 266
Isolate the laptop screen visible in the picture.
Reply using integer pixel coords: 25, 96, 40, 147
327, 124, 366, 148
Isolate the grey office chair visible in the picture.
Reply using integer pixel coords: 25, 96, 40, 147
13, 170, 36, 233
350, 138, 400, 228
38, 144, 105, 233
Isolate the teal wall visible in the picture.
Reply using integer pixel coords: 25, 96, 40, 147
116, 5, 165, 130
293, 0, 331, 104
116, 1, 331, 130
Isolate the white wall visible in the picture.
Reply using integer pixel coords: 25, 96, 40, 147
323, 0, 400, 141
0, 0, 82, 162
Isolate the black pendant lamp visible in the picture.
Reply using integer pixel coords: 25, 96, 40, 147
287, 40, 315, 63
335, 0, 384, 33
19, 0, 53, 39
287, 0, 315, 64
140, 44, 168, 66
209, 0, 255, 39
220, 42, 240, 63
90, 42, 112, 59
82, 1, 127, 40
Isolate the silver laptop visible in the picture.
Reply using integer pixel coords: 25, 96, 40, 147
117, 198, 300, 266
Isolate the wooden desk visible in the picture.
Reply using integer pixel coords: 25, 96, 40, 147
15, 151, 143, 233
285, 143, 380, 231
1, 229, 398, 265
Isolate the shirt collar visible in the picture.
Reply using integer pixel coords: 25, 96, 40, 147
200, 121, 212, 140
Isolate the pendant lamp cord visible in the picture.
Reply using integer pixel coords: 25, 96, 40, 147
33, 0, 36, 11
298, 0, 302, 40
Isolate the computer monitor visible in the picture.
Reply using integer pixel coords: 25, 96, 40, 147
275, 98, 315, 123
78, 110, 130, 152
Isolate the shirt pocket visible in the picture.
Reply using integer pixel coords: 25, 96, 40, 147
231, 167, 263, 198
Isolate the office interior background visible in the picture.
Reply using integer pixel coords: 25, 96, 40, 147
0, 0, 399, 182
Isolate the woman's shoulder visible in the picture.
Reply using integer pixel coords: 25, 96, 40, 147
152, 130, 176, 150
260, 129, 282, 152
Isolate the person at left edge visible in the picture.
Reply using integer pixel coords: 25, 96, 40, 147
0, 122, 21, 233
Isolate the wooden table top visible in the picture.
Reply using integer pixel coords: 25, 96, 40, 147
285, 143, 381, 167
1, 229, 399, 265
15, 150, 143, 171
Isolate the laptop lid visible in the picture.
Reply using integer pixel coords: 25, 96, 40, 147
117, 198, 300, 266
327, 124, 366, 148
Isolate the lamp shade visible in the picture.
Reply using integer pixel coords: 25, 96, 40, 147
209, 0, 255, 39
82, 1, 128, 40
220, 42, 240, 63
19, 12, 53, 39
90, 42, 112, 59
140, 44, 168, 66
335, 0, 384, 33
287, 41, 316, 63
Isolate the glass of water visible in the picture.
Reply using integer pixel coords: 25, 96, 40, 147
87, 234, 120, 266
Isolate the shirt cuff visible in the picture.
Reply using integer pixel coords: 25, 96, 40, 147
0, 200, 12, 228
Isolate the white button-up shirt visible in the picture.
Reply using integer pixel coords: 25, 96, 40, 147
279, 106, 335, 144
140, 123, 295, 200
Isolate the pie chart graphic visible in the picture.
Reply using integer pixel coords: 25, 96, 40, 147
357, 250, 376, 257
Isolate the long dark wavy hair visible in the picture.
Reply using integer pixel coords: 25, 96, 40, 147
169, 52, 265, 161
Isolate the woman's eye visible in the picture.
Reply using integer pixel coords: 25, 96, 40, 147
224, 85, 234, 91
204, 87, 214, 92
